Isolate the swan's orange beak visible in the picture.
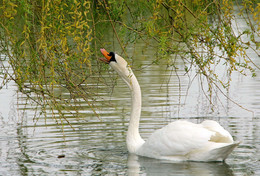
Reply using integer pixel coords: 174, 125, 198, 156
99, 48, 112, 64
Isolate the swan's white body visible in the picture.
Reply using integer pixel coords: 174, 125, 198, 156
100, 49, 240, 162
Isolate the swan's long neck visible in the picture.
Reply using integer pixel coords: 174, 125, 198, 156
119, 67, 145, 153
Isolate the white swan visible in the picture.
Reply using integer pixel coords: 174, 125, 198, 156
99, 48, 240, 162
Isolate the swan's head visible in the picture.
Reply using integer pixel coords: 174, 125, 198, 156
99, 48, 133, 84
99, 48, 127, 68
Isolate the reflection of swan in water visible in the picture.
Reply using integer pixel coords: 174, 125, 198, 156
127, 154, 234, 176
100, 48, 239, 162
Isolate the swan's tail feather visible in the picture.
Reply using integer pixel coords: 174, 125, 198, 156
189, 141, 241, 162
210, 141, 241, 161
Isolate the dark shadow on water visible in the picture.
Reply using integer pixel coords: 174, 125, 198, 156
127, 154, 234, 176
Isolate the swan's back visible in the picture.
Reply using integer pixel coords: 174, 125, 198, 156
136, 120, 239, 161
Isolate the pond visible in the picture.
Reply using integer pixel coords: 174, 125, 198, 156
0, 41, 260, 175
1, 7, 260, 176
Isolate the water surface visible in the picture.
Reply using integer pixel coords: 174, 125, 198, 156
1, 6, 260, 175
0, 46, 260, 175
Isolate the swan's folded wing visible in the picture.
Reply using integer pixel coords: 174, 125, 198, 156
137, 120, 215, 158
201, 120, 234, 143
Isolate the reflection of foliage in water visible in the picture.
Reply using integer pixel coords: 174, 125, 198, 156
0, 0, 259, 125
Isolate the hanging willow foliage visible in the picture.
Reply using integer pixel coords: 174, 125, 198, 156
1, 0, 95, 126
0, 0, 259, 125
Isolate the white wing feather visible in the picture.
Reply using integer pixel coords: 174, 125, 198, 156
201, 120, 233, 143
137, 120, 234, 160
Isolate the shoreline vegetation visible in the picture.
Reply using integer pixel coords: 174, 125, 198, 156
0, 0, 259, 126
